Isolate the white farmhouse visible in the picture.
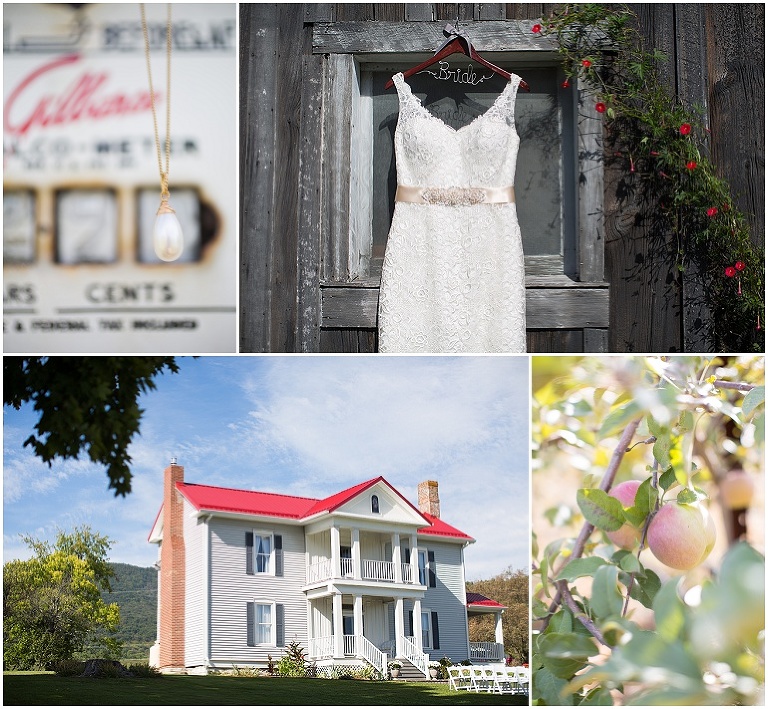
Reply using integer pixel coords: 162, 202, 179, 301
148, 462, 505, 676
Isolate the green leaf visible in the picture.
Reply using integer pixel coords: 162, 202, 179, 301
556, 557, 610, 583
676, 488, 697, 504
629, 568, 661, 608
590, 564, 624, 618
532, 599, 551, 619
546, 608, 574, 634
598, 401, 641, 438
532, 665, 574, 705
579, 687, 614, 705
652, 432, 672, 470
538, 632, 597, 679
742, 385, 765, 417
618, 552, 642, 574
624, 476, 655, 527
658, 466, 677, 491
677, 410, 694, 433
577, 489, 625, 532
652, 580, 686, 642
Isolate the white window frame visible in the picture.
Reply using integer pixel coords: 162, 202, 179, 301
252, 531, 274, 575
417, 549, 428, 586
252, 600, 277, 646
421, 607, 433, 650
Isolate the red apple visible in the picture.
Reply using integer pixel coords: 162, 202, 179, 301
720, 469, 755, 510
647, 501, 715, 570
606, 480, 642, 550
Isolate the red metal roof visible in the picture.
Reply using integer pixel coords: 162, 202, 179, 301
177, 482, 318, 519
466, 592, 506, 608
418, 512, 474, 541
165, 477, 471, 540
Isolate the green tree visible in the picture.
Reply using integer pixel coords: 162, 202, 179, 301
3, 526, 121, 670
3, 356, 179, 496
467, 567, 529, 663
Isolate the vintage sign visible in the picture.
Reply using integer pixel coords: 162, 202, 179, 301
3, 3, 237, 352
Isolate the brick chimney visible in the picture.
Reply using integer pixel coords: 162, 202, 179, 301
159, 460, 185, 669
418, 480, 441, 518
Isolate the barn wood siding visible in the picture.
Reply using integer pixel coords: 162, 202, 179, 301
240, 3, 764, 353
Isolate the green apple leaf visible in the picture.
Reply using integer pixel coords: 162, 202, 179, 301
577, 488, 625, 532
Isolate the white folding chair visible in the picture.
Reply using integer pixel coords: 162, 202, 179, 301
447, 666, 471, 691
514, 666, 530, 695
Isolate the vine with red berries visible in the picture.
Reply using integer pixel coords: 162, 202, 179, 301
532, 4, 764, 352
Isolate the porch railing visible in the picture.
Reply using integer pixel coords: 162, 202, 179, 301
401, 635, 429, 678
469, 641, 505, 662
307, 559, 332, 584
310, 635, 386, 677
309, 635, 334, 659
307, 558, 416, 584
357, 635, 386, 677
362, 559, 395, 582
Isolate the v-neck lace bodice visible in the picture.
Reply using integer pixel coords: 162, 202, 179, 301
392, 71, 521, 189
378, 72, 527, 354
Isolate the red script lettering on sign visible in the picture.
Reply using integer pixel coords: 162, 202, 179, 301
4, 54, 156, 137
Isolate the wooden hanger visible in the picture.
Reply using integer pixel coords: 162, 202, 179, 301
385, 22, 530, 91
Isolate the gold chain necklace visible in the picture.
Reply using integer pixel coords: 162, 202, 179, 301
140, 3, 183, 261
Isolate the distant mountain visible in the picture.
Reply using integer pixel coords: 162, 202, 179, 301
101, 562, 158, 660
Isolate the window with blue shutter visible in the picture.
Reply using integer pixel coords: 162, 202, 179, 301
245, 532, 254, 575
274, 535, 283, 577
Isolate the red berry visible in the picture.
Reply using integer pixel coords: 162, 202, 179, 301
686, 160, 697, 170
595, 102, 606, 113
680, 123, 692, 135
561, 79, 570, 89
725, 266, 737, 277
707, 207, 718, 217
582, 59, 592, 68
532, 23, 542, 33
735, 261, 746, 271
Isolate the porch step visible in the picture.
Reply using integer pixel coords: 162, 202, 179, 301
393, 658, 427, 681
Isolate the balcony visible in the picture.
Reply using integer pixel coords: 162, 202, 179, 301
307, 559, 416, 585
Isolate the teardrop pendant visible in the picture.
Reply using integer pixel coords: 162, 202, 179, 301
153, 200, 184, 262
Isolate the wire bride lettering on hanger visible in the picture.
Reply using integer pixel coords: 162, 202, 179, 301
418, 60, 495, 85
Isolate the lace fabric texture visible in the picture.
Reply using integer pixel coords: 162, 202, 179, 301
378, 72, 527, 353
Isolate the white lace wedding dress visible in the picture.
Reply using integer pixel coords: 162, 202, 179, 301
378, 72, 527, 353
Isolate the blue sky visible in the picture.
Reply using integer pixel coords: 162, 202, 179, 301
3, 356, 530, 580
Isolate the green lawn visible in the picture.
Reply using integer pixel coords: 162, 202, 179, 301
2, 673, 529, 705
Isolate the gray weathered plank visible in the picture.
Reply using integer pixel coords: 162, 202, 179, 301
239, 4, 278, 353
320, 285, 609, 328
477, 4, 506, 21
305, 4, 335, 22
322, 54, 356, 281
313, 20, 556, 53
405, 4, 434, 21
297, 53, 325, 353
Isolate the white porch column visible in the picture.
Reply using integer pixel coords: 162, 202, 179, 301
353, 595, 364, 652
394, 597, 405, 657
332, 592, 344, 658
413, 598, 423, 653
495, 611, 505, 646
331, 525, 341, 578
409, 534, 418, 584
392, 532, 402, 583
351, 527, 361, 580
306, 600, 314, 658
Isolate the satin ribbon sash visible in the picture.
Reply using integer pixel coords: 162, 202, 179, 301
395, 184, 515, 207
